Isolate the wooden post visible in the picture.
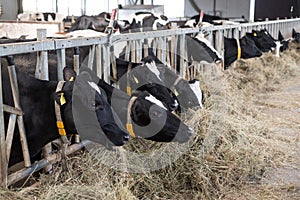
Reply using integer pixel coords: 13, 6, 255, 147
0, 61, 8, 187
6, 58, 31, 168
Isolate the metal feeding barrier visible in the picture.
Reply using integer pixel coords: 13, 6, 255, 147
0, 17, 300, 187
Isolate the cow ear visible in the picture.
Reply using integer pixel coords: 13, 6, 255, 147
53, 91, 67, 106
63, 67, 77, 81
292, 28, 296, 37
278, 31, 284, 41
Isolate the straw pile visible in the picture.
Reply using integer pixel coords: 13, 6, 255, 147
1, 42, 300, 200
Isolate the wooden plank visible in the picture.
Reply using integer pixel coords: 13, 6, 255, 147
88, 45, 96, 70
7, 140, 92, 186
2, 105, 23, 116
6, 114, 17, 162
0, 61, 8, 187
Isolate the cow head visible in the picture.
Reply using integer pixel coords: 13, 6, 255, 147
224, 36, 262, 68
246, 29, 276, 52
292, 28, 300, 43
55, 68, 130, 148
278, 31, 290, 52
240, 35, 263, 59
120, 59, 178, 111
130, 90, 195, 143
187, 33, 223, 64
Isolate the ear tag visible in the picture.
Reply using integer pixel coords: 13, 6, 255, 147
69, 76, 75, 81
174, 88, 179, 97
133, 75, 139, 84
127, 86, 132, 95
60, 93, 66, 105
253, 33, 257, 37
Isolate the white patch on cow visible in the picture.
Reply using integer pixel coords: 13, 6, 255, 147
188, 80, 203, 109
88, 81, 101, 95
126, 13, 152, 25
145, 94, 167, 110
195, 33, 223, 61
275, 41, 281, 57
66, 30, 107, 38
184, 19, 196, 27
152, 17, 168, 30
145, 61, 162, 81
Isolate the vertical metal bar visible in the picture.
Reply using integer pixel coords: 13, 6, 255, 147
73, 47, 80, 74
179, 34, 186, 77
56, 49, 66, 81
130, 40, 136, 63
35, 29, 49, 80
161, 36, 167, 64
143, 39, 149, 58
0, 61, 8, 187
88, 45, 96, 70
125, 41, 131, 61
95, 45, 103, 78
103, 45, 111, 83
135, 40, 141, 63
7, 64, 31, 168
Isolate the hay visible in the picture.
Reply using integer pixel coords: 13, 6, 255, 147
2, 42, 300, 199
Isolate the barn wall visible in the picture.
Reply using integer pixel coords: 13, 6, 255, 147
184, 0, 250, 20
255, 0, 300, 21
0, 0, 18, 20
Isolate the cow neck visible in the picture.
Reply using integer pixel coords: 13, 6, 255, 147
170, 76, 182, 97
54, 81, 69, 144
126, 62, 133, 95
236, 38, 241, 59
126, 96, 138, 138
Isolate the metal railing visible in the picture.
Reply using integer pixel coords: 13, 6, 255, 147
0, 17, 300, 187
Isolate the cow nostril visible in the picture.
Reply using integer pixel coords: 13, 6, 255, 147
123, 135, 130, 142
188, 127, 195, 137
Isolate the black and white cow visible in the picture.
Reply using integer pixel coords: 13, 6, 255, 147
141, 55, 204, 113
3, 65, 129, 167
292, 28, 300, 43
17, 12, 65, 22
112, 58, 179, 111
80, 67, 195, 143
224, 35, 262, 68
184, 33, 223, 64
246, 29, 277, 52
120, 11, 170, 32
277, 31, 290, 52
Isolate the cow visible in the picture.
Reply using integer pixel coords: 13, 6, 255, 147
80, 67, 195, 143
111, 58, 179, 111
292, 28, 300, 43
224, 35, 262, 69
183, 33, 223, 64
17, 12, 65, 22
278, 31, 290, 52
246, 29, 277, 52
141, 55, 204, 113
120, 11, 170, 32
67, 13, 131, 33
2, 65, 129, 167
182, 12, 246, 28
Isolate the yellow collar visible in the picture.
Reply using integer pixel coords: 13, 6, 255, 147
126, 96, 138, 138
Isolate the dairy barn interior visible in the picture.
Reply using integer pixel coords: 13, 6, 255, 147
0, 0, 300, 199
